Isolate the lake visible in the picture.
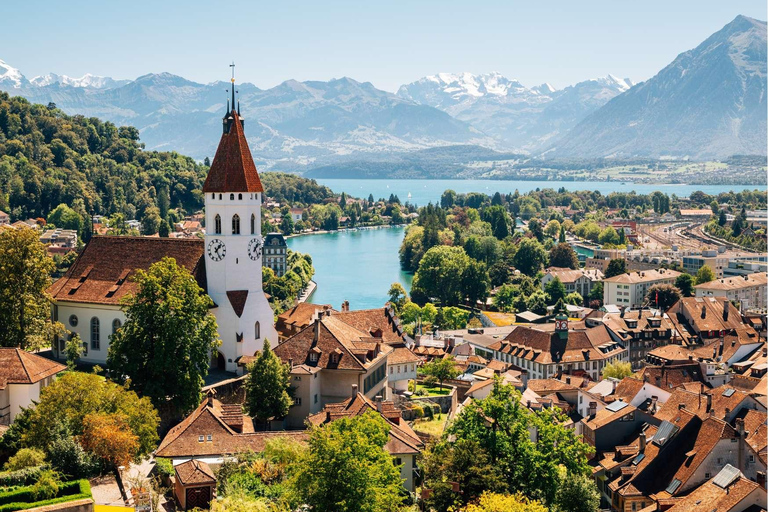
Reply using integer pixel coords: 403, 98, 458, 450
286, 226, 413, 310
290, 178, 760, 309
315, 178, 760, 208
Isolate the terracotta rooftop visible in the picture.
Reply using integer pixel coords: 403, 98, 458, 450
174, 459, 216, 485
388, 347, 420, 365
202, 110, 264, 193
544, 267, 603, 284
603, 268, 680, 284
330, 306, 407, 345
0, 349, 65, 388
695, 272, 767, 292
636, 364, 707, 390
665, 474, 761, 512
48, 236, 205, 305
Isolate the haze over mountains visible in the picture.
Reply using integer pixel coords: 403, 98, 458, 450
0, 15, 764, 173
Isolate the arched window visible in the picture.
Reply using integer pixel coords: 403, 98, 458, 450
218, 194, 222, 200
255, 321, 260, 339
230, 193, 235, 201
211, 193, 215, 199
238, 193, 243, 200
250, 214, 255, 235
232, 214, 240, 235
90, 317, 100, 350
112, 319, 121, 335
214, 214, 222, 234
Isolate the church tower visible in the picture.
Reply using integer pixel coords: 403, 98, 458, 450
202, 72, 277, 373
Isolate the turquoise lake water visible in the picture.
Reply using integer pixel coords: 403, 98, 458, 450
289, 179, 760, 309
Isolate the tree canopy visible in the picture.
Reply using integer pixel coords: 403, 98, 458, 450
246, 339, 292, 426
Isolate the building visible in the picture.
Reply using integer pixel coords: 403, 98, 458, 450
39, 228, 78, 249
387, 347, 420, 393
155, 393, 307, 465
272, 309, 392, 428
664, 466, 766, 512
307, 391, 423, 492
683, 249, 729, 278
486, 310, 627, 381
174, 460, 216, 511
0, 348, 66, 425
679, 209, 713, 221
276, 303, 332, 341
695, 272, 767, 312
289, 208, 304, 222
541, 267, 603, 299
602, 268, 681, 309
263, 233, 288, 277
601, 309, 675, 369
48, 90, 277, 372
0, 211, 9, 226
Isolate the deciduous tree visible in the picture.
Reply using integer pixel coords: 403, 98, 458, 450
107, 257, 219, 415
246, 339, 292, 427
604, 258, 627, 278
419, 356, 460, 390
80, 413, 139, 469
675, 273, 696, 297
549, 243, 579, 269
601, 361, 633, 380
645, 283, 681, 310
513, 238, 548, 276
696, 265, 715, 285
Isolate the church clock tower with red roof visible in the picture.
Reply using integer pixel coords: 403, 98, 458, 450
202, 70, 277, 372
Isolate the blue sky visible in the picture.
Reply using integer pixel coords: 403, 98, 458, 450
2, 1, 765, 92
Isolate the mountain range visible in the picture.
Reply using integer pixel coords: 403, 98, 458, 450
0, 15, 765, 172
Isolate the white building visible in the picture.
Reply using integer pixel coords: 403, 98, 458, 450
387, 347, 419, 393
48, 100, 276, 373
603, 268, 681, 309
682, 249, 729, 278
541, 267, 603, 299
695, 272, 768, 311
0, 348, 66, 424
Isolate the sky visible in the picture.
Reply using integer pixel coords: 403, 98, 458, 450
2, 1, 765, 92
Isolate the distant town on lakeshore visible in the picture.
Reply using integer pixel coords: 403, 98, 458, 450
0, 6, 766, 512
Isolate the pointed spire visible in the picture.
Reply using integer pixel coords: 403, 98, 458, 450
230, 61, 236, 112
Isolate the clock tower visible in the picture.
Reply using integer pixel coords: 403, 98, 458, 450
202, 73, 277, 372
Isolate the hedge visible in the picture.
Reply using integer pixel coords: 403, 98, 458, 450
0, 479, 91, 512
0, 465, 50, 487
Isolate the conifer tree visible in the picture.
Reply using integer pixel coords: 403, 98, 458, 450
246, 339, 292, 427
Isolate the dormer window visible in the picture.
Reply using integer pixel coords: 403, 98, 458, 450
330, 353, 339, 364
309, 352, 318, 363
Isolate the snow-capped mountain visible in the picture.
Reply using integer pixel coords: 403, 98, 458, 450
550, 15, 767, 159
29, 73, 130, 89
398, 72, 633, 150
0, 59, 27, 88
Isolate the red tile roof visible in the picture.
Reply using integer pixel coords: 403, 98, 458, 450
48, 236, 205, 305
202, 110, 264, 193
0, 349, 65, 388
174, 459, 216, 485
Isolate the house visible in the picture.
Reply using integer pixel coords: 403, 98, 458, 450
582, 400, 659, 452
289, 208, 304, 223
273, 309, 392, 428
307, 391, 423, 492
263, 233, 287, 277
276, 303, 333, 341
664, 465, 766, 512
155, 392, 307, 465
47, 100, 278, 373
541, 267, 603, 299
601, 309, 675, 369
695, 272, 767, 311
602, 268, 681, 309
0, 211, 8, 226
39, 228, 78, 249
487, 312, 627, 381
387, 347, 420, 393
0, 348, 66, 424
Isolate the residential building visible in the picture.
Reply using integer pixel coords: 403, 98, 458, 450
155, 393, 307, 465
601, 309, 675, 369
308, 391, 423, 492
664, 466, 766, 512
695, 272, 767, 311
273, 309, 392, 428
387, 347, 419, 393
48, 99, 277, 372
683, 249, 729, 278
39, 228, 78, 248
602, 268, 681, 308
289, 208, 304, 222
0, 348, 66, 424
541, 267, 603, 299
263, 233, 288, 277
582, 400, 658, 452
276, 303, 332, 341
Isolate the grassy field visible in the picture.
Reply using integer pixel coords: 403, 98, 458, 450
415, 383, 451, 396
412, 414, 448, 437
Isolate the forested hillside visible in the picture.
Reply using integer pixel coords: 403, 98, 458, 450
0, 92, 207, 223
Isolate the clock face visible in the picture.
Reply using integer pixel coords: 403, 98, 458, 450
207, 239, 226, 261
248, 237, 263, 261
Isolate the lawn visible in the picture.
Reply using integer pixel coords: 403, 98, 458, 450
412, 415, 448, 437
415, 383, 451, 396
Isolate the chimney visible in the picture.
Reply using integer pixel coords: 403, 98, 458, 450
565, 376, 571, 385
706, 393, 712, 412
639, 431, 646, 453
701, 306, 707, 319
724, 407, 731, 420
723, 301, 730, 322
736, 418, 745, 469
352, 384, 358, 397
288, 358, 293, 368
375, 395, 383, 413
206, 389, 215, 408
314, 319, 320, 342
678, 403, 685, 410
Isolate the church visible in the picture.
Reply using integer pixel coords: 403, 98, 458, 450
48, 83, 277, 373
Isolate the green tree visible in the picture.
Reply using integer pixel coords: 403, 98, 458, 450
718, 210, 727, 226
420, 356, 460, 390
462, 260, 490, 306
466, 492, 548, 512
484, 205, 510, 240
514, 238, 548, 276
158, 219, 171, 238
493, 284, 518, 312
544, 220, 561, 239
107, 257, 220, 415
141, 206, 161, 235
64, 333, 84, 370
558, 225, 567, 243
544, 277, 566, 305
696, 265, 715, 285
0, 227, 58, 350
411, 246, 470, 306
436, 306, 469, 330
246, 339, 292, 427
604, 258, 627, 278
291, 411, 404, 512
387, 283, 408, 312
280, 214, 295, 235
47, 203, 83, 233
553, 472, 600, 512
675, 273, 696, 297
549, 243, 579, 269
601, 361, 633, 380
526, 290, 549, 315
646, 283, 682, 310
564, 292, 583, 306
598, 226, 620, 245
